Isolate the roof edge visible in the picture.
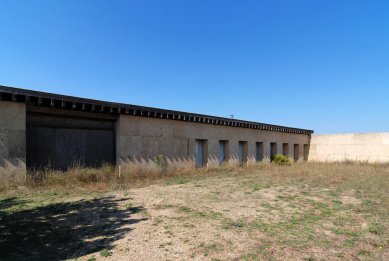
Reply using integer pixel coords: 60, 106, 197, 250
0, 84, 314, 135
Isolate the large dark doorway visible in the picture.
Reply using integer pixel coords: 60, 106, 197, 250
26, 111, 116, 170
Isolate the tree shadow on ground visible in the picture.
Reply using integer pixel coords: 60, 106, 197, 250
0, 196, 147, 260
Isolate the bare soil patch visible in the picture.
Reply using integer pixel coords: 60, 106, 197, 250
1, 163, 389, 260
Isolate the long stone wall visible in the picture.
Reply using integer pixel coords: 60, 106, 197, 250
0, 101, 26, 185
116, 115, 310, 169
309, 133, 389, 163
0, 87, 313, 186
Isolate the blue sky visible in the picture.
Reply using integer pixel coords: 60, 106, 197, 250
1, 0, 388, 134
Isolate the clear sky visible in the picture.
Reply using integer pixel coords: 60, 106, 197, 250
1, 0, 388, 134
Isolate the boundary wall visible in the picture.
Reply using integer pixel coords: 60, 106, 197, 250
309, 133, 389, 163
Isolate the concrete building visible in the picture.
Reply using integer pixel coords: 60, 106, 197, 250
0, 85, 313, 183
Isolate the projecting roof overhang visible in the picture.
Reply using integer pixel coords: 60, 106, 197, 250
0, 85, 314, 135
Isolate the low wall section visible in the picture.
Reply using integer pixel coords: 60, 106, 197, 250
116, 115, 310, 169
309, 133, 389, 163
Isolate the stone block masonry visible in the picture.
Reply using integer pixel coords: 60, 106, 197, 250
115, 115, 311, 170
0, 101, 26, 185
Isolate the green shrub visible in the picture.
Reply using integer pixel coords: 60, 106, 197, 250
271, 154, 291, 166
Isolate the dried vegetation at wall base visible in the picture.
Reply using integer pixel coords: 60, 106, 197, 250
1, 162, 389, 260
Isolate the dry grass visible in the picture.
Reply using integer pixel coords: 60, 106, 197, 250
20, 162, 241, 191
1, 162, 389, 260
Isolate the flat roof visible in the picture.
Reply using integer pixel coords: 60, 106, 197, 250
0, 85, 313, 135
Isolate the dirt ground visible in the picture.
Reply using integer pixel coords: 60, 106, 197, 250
1, 163, 389, 260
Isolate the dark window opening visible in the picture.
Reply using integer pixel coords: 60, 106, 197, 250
255, 142, 264, 162
303, 144, 309, 161
294, 144, 300, 162
283, 143, 289, 157
270, 142, 277, 161
238, 141, 248, 165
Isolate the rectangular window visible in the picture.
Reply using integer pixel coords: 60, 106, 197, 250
270, 142, 277, 161
238, 141, 248, 165
255, 142, 264, 162
283, 143, 289, 157
218, 140, 229, 164
294, 144, 300, 162
303, 144, 309, 161
195, 139, 208, 168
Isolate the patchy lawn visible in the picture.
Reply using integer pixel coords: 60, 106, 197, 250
1, 163, 389, 260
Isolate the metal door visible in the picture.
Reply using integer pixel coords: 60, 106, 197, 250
256, 143, 260, 161
26, 112, 115, 170
238, 142, 243, 163
195, 140, 203, 168
219, 141, 225, 163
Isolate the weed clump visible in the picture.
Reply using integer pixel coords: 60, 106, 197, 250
155, 154, 167, 170
100, 249, 112, 257
271, 154, 291, 166
368, 219, 384, 235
